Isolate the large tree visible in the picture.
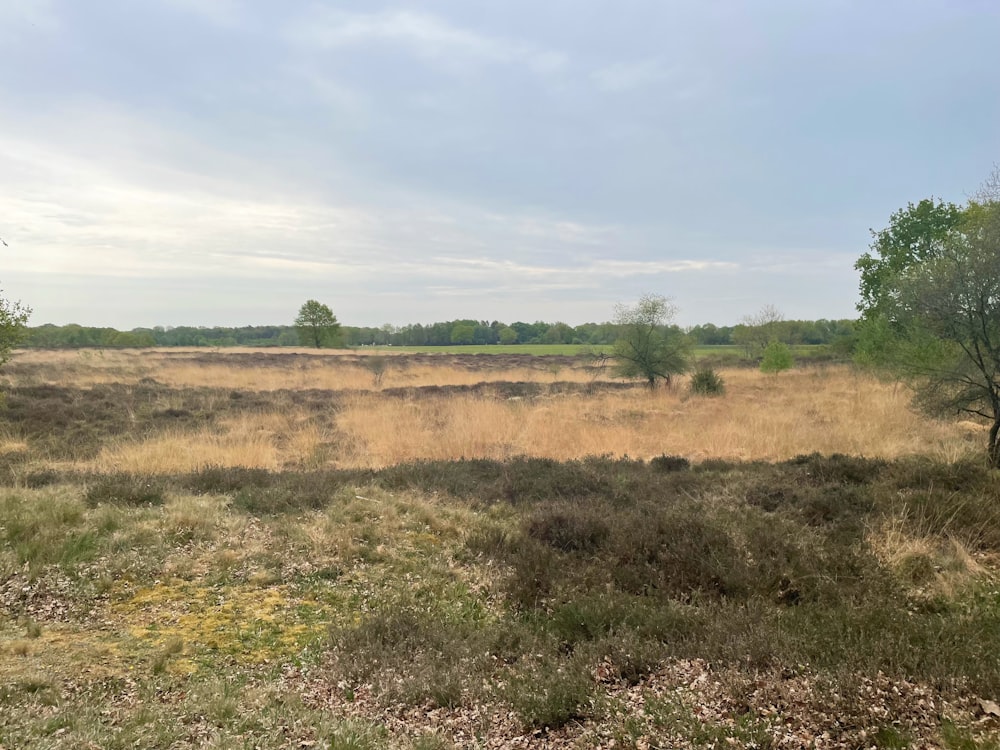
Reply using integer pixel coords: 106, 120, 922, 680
854, 198, 965, 320
294, 300, 341, 348
612, 294, 690, 388
857, 199, 1000, 465
0, 288, 31, 368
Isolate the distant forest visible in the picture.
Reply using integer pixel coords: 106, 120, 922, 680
23, 318, 857, 350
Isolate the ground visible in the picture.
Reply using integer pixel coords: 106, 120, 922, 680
0, 349, 998, 748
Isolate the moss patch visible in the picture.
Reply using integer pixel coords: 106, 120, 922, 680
112, 580, 331, 666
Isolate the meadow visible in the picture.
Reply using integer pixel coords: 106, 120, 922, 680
1, 348, 998, 748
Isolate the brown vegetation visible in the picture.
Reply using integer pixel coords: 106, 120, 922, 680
0, 349, 997, 748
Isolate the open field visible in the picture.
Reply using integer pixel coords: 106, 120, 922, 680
1, 349, 999, 748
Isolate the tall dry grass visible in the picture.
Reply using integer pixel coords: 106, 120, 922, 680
6, 349, 599, 391
335, 367, 978, 468
79, 366, 982, 473
90, 412, 332, 474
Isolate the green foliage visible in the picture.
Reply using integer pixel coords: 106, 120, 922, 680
760, 340, 794, 374
612, 294, 691, 388
0, 288, 30, 367
505, 660, 594, 729
497, 326, 518, 344
688, 366, 726, 396
856, 199, 1000, 465
294, 300, 341, 348
855, 198, 965, 320
449, 323, 475, 345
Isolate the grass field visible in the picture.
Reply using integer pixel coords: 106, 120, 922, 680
1, 349, 998, 748
361, 343, 829, 360
366, 343, 610, 355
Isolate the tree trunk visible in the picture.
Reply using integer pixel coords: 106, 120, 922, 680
989, 417, 1000, 469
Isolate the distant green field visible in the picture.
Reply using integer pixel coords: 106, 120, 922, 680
362, 344, 611, 355
363, 343, 831, 359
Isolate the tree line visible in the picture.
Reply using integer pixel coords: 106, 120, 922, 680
19, 317, 856, 350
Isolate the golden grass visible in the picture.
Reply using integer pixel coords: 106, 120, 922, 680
867, 516, 991, 599
90, 412, 333, 473
334, 368, 979, 468
59, 364, 983, 474
6, 348, 600, 390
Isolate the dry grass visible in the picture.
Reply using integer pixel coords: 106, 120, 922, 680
5, 348, 599, 390
334, 367, 977, 468
90, 412, 333, 473
868, 516, 991, 599
43, 364, 980, 474
2, 357, 999, 749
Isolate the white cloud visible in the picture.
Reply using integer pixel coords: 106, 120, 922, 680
157, 0, 243, 27
288, 9, 568, 75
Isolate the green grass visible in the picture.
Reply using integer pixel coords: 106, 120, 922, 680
2, 454, 998, 746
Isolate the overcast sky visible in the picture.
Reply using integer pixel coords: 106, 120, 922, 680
2, 1, 998, 329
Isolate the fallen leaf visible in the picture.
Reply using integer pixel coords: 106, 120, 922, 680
979, 698, 1000, 717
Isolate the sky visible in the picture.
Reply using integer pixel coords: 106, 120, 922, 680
2, 1, 998, 329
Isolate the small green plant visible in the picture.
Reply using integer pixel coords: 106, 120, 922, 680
760, 340, 794, 374
688, 367, 726, 396
506, 661, 594, 729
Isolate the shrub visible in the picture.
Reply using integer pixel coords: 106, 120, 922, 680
84, 474, 165, 507
526, 503, 610, 553
786, 453, 887, 485
688, 367, 726, 396
505, 660, 594, 729
24, 469, 60, 488
184, 465, 273, 494
650, 454, 690, 472
363, 355, 389, 387
760, 340, 793, 374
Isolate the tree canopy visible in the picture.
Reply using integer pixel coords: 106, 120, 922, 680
294, 300, 341, 349
856, 196, 1000, 465
854, 198, 966, 320
0, 288, 31, 368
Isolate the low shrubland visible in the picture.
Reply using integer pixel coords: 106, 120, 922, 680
1, 351, 998, 747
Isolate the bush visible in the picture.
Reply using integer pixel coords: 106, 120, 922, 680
760, 340, 794, 374
505, 660, 594, 729
84, 474, 165, 507
526, 503, 610, 553
650, 454, 690, 472
184, 465, 274, 494
688, 367, 726, 396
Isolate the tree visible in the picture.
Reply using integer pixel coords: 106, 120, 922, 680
498, 326, 518, 345
760, 340, 793, 375
856, 198, 1000, 465
612, 294, 691, 388
450, 323, 475, 345
0, 288, 31, 368
734, 304, 784, 359
855, 198, 965, 320
294, 300, 341, 348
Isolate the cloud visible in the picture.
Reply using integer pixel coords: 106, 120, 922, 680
592, 59, 672, 92
156, 0, 243, 27
288, 9, 568, 75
